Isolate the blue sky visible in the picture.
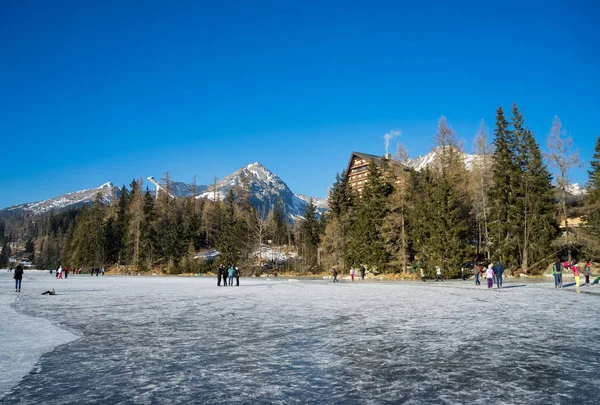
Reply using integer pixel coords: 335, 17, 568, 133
1, 0, 599, 208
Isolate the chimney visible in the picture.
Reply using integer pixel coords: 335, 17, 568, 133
384, 153, 392, 160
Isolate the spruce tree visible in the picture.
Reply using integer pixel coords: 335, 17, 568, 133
300, 198, 321, 270
584, 135, 600, 252
217, 190, 243, 265
518, 128, 558, 270
347, 162, 392, 271
488, 106, 519, 267
0, 239, 9, 268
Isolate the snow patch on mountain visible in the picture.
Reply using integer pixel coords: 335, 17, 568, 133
566, 183, 586, 196
197, 162, 326, 220
406, 147, 482, 171
2, 183, 118, 216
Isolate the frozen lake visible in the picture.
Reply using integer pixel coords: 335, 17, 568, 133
1, 271, 599, 404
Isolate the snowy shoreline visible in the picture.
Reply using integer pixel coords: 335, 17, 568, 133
0, 273, 78, 399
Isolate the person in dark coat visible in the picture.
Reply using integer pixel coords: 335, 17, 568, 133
235, 266, 240, 286
14, 265, 24, 292
359, 265, 365, 281
332, 268, 339, 283
493, 261, 504, 289
217, 265, 223, 286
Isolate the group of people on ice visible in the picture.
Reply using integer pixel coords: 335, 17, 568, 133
332, 265, 366, 282
551, 259, 593, 288
51, 266, 104, 278
217, 264, 240, 286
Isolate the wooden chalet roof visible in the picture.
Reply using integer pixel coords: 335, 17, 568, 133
344, 151, 410, 177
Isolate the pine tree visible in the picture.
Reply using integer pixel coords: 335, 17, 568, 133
217, 190, 243, 266
584, 135, 600, 253
346, 162, 392, 271
139, 189, 157, 269
488, 106, 519, 267
66, 193, 106, 267
518, 128, 558, 270
489, 104, 558, 272
269, 197, 288, 245
0, 239, 10, 268
300, 198, 321, 271
328, 170, 356, 219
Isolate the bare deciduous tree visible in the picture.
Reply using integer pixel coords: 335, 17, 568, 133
545, 116, 581, 261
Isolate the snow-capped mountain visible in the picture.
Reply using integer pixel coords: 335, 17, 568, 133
406, 147, 482, 171
566, 183, 586, 196
0, 164, 326, 221
296, 194, 329, 211
196, 162, 327, 220
0, 182, 119, 216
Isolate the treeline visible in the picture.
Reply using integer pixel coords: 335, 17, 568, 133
321, 104, 600, 277
38, 179, 324, 273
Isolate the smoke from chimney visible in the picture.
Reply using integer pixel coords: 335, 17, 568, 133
383, 130, 401, 156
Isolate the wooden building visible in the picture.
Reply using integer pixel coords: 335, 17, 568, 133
345, 152, 409, 196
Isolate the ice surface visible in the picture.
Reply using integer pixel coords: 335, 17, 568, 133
1, 271, 599, 404
0, 271, 77, 397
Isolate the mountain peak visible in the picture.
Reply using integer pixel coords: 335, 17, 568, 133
99, 182, 114, 189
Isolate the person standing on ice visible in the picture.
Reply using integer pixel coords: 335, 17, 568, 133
435, 266, 442, 281
570, 262, 580, 288
554, 259, 563, 288
420, 268, 426, 282
474, 264, 482, 285
485, 264, 495, 289
350, 267, 355, 281
359, 265, 365, 280
14, 265, 23, 292
217, 265, 223, 286
493, 261, 504, 289
332, 268, 339, 283
235, 266, 240, 286
584, 260, 591, 286
58, 266, 63, 279
227, 265, 235, 286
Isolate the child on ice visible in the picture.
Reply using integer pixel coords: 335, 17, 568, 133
485, 264, 495, 289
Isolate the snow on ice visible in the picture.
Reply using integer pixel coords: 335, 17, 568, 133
1, 271, 599, 404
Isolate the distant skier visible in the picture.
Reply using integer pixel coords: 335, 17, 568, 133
420, 268, 426, 282
493, 261, 504, 289
435, 266, 442, 281
228, 265, 235, 286
350, 267, 355, 282
14, 265, 23, 292
235, 266, 240, 286
485, 264, 495, 289
554, 259, 563, 288
584, 260, 591, 286
332, 268, 339, 283
359, 265, 365, 281
217, 265, 223, 287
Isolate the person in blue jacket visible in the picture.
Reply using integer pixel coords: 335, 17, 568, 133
493, 261, 505, 289
228, 265, 235, 286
